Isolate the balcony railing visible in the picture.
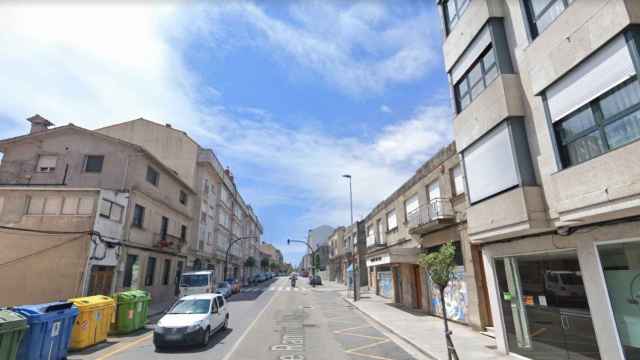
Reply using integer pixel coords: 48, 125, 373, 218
407, 198, 456, 235
153, 233, 186, 251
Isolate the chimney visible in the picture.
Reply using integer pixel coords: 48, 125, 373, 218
165, 123, 172, 128
27, 114, 54, 134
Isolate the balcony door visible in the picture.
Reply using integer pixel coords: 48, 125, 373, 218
427, 181, 441, 218
495, 251, 600, 359
160, 216, 169, 240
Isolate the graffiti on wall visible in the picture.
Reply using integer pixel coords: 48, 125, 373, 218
429, 266, 468, 323
378, 271, 393, 299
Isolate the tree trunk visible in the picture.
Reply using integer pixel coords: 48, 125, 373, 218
439, 284, 459, 360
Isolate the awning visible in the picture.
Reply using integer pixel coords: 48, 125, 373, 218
366, 247, 419, 268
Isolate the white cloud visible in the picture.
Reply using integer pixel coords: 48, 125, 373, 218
0, 1, 450, 262
380, 105, 392, 113
196, 1, 438, 96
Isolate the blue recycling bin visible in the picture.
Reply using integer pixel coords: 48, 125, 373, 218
12, 301, 79, 360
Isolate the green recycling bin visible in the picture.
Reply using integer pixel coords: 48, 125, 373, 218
110, 290, 151, 334
0, 309, 28, 360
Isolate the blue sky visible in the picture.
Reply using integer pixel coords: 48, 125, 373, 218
0, 1, 452, 265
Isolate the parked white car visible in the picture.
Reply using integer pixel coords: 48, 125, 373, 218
154, 293, 229, 349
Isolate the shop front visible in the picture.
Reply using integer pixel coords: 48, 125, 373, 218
366, 247, 419, 307
483, 224, 640, 360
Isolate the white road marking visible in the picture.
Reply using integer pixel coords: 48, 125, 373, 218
221, 284, 282, 360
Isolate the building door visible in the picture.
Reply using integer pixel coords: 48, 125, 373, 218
88, 266, 114, 296
393, 267, 403, 304
414, 265, 423, 309
494, 251, 600, 359
378, 269, 393, 299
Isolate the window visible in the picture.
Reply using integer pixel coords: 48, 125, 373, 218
554, 78, 640, 167
376, 219, 384, 244
404, 194, 419, 219
386, 210, 397, 231
180, 225, 187, 242
160, 217, 169, 240
146, 166, 159, 186
84, 155, 104, 173
201, 211, 207, 224
451, 164, 465, 195
99, 199, 123, 222
162, 259, 171, 285
123, 254, 139, 288
524, 0, 574, 38
216, 296, 224, 309
179, 190, 188, 205
427, 241, 464, 266
203, 179, 209, 194
36, 155, 57, 173
145, 257, 156, 286
132, 204, 145, 227
464, 122, 520, 203
443, 0, 469, 33
455, 47, 498, 112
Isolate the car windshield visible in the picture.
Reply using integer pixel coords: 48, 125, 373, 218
217, 282, 229, 288
180, 274, 209, 287
168, 299, 211, 314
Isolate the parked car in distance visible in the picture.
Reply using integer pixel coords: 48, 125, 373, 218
225, 278, 241, 293
179, 270, 216, 297
215, 282, 232, 298
153, 293, 229, 349
309, 275, 322, 286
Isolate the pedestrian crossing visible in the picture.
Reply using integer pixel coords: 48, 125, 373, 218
240, 286, 309, 293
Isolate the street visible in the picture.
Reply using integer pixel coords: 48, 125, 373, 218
68, 277, 424, 360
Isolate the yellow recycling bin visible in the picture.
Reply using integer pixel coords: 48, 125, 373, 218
68, 295, 115, 350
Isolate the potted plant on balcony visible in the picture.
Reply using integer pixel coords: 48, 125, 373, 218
418, 241, 459, 360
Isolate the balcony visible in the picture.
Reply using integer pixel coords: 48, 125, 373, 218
408, 198, 456, 235
153, 233, 186, 252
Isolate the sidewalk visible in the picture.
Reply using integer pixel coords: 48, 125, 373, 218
342, 289, 517, 360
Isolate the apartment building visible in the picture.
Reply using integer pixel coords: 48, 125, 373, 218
437, 0, 640, 358
328, 226, 346, 283
364, 143, 489, 329
98, 119, 263, 284
0, 118, 193, 304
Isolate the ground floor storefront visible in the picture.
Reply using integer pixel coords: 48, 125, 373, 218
482, 220, 640, 360
366, 246, 420, 308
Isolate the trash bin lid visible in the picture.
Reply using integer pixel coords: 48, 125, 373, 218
12, 301, 78, 322
115, 290, 150, 303
69, 295, 115, 310
0, 309, 27, 333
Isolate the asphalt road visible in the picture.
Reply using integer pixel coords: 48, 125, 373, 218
68, 277, 425, 360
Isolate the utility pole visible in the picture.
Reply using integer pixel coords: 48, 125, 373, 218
287, 238, 317, 287
342, 174, 357, 301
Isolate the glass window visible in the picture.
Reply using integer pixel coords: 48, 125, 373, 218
145, 257, 156, 286
179, 190, 188, 205
386, 210, 397, 231
525, 0, 573, 37
443, 0, 469, 33
123, 254, 139, 288
99, 199, 123, 222
452, 164, 465, 195
554, 78, 640, 167
162, 259, 171, 285
598, 241, 640, 359
168, 299, 211, 314
36, 155, 57, 173
146, 166, 159, 186
132, 204, 145, 227
84, 155, 104, 173
455, 46, 499, 112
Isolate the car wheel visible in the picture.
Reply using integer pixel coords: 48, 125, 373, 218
201, 327, 210, 347
222, 315, 229, 330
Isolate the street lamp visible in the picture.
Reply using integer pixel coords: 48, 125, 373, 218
224, 235, 258, 281
287, 238, 317, 287
342, 174, 357, 301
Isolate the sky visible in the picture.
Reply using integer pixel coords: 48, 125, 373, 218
0, 1, 452, 265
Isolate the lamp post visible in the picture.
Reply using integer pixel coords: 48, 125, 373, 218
342, 174, 357, 301
287, 238, 317, 287
224, 235, 258, 281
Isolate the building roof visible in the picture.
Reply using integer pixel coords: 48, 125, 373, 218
0, 123, 197, 194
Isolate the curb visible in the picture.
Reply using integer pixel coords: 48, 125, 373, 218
342, 297, 439, 360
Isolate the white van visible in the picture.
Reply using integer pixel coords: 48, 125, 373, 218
179, 270, 216, 297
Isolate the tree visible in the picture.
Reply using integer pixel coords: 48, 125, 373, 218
244, 256, 256, 269
260, 257, 270, 271
417, 241, 459, 360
